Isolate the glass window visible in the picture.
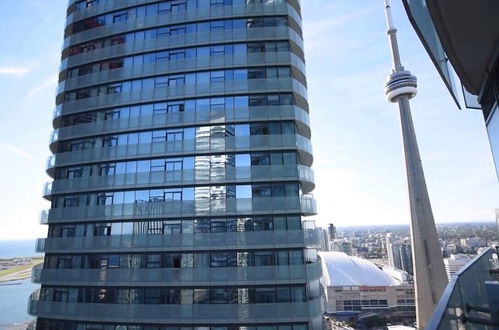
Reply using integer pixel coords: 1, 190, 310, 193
236, 217, 252, 233
268, 94, 280, 106
276, 287, 291, 303
253, 217, 273, 231
210, 71, 225, 83
139, 131, 152, 144
164, 254, 182, 268
153, 103, 167, 115
211, 219, 226, 232
283, 152, 297, 165
211, 288, 228, 304
182, 220, 193, 233
291, 287, 306, 302
255, 287, 276, 303
146, 254, 162, 268
276, 251, 289, 265
108, 255, 120, 268
137, 160, 150, 172
252, 185, 272, 197
144, 288, 161, 304
194, 253, 210, 268
193, 289, 210, 304
126, 161, 137, 173
151, 159, 165, 171
254, 251, 274, 266
289, 250, 304, 265
236, 185, 251, 198
251, 153, 270, 166
67, 167, 83, 178
194, 219, 210, 233
285, 183, 299, 196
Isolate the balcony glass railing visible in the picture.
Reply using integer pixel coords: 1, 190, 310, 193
52, 105, 310, 142
31, 262, 322, 285
46, 155, 56, 171
64, 3, 298, 48
29, 295, 321, 323
40, 195, 316, 224
57, 78, 307, 116
428, 247, 499, 329
42, 182, 52, 198
44, 165, 314, 197
49, 130, 59, 145
36, 229, 321, 253
46, 134, 313, 169
60, 27, 303, 71
59, 53, 306, 94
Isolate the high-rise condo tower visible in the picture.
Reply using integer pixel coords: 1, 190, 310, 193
29, 0, 323, 329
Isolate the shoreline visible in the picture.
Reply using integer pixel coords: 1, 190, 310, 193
0, 276, 31, 285
0, 322, 33, 330
0, 259, 43, 284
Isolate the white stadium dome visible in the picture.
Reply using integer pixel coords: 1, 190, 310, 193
319, 251, 401, 287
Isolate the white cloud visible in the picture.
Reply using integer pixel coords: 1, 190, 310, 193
27, 75, 58, 97
0, 66, 32, 76
0, 142, 33, 161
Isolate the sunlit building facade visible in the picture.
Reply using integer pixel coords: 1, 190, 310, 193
28, 0, 322, 329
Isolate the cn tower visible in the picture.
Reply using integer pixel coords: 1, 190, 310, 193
383, 1, 448, 328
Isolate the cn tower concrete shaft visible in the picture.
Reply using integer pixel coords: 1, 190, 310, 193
383, 1, 448, 328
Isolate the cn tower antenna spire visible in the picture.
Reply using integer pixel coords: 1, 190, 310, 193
382, 0, 448, 328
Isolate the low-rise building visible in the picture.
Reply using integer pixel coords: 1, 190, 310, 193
443, 254, 472, 280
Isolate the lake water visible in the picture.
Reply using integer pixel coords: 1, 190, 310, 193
0, 279, 39, 327
0, 240, 42, 259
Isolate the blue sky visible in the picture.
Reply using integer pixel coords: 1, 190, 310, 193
0, 1, 497, 239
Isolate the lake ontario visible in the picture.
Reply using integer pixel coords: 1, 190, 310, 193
0, 279, 39, 328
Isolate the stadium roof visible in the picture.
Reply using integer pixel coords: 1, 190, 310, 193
319, 251, 401, 287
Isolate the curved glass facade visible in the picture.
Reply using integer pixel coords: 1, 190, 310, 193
31, 0, 322, 329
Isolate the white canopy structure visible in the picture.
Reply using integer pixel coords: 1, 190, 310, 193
319, 251, 401, 287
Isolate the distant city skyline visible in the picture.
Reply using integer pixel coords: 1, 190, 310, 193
0, 0, 497, 240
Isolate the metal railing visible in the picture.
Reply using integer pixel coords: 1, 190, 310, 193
427, 247, 499, 329
43, 165, 315, 197
36, 228, 321, 253
31, 262, 322, 286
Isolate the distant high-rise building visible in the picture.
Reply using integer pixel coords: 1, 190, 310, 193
496, 208, 499, 233
316, 228, 331, 252
28, 0, 324, 329
328, 223, 337, 240
331, 239, 353, 256
387, 241, 414, 275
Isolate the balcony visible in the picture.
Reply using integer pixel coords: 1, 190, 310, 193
58, 52, 306, 94
50, 104, 312, 151
60, 27, 304, 71
31, 262, 322, 286
28, 294, 321, 324
428, 247, 499, 329
45, 134, 313, 176
64, 3, 300, 48
35, 229, 321, 253
40, 195, 317, 224
46, 155, 55, 172
57, 78, 307, 115
42, 182, 52, 198
66, 2, 303, 29
43, 165, 315, 200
